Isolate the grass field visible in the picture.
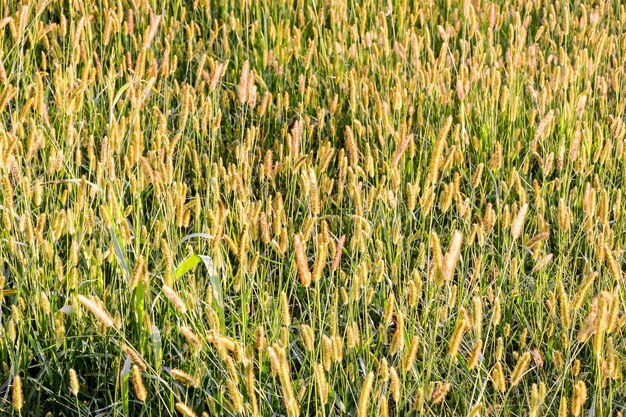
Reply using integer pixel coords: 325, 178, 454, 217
1, 0, 625, 415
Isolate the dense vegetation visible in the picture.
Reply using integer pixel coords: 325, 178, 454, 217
0, 0, 625, 415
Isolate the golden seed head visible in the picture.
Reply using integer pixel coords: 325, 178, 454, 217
294, 233, 311, 287
300, 324, 314, 351
431, 381, 451, 405
69, 368, 80, 396
280, 291, 291, 326
162, 285, 187, 315
491, 362, 507, 393
571, 380, 587, 417
390, 367, 401, 403
356, 372, 374, 417
12, 374, 23, 411
170, 368, 198, 387
510, 351, 532, 387
175, 402, 198, 417
77, 294, 115, 328
131, 365, 147, 402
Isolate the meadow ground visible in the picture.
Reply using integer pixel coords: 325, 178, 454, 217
0, 0, 625, 416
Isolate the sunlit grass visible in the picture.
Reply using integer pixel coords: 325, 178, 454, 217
0, 0, 625, 416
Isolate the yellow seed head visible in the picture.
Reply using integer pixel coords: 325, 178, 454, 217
468, 339, 482, 370
245, 364, 259, 415
571, 380, 587, 417
402, 335, 420, 374
280, 291, 291, 326
427, 116, 452, 185
390, 367, 401, 403
294, 233, 311, 287
12, 374, 23, 411
170, 369, 198, 387
314, 363, 329, 405
175, 402, 198, 417
121, 343, 148, 371
509, 351, 532, 387
572, 359, 581, 377
472, 296, 483, 337
331, 235, 346, 271
493, 296, 502, 326
308, 168, 320, 215
255, 326, 266, 351
491, 362, 506, 392
556, 280, 571, 329
69, 368, 80, 396
379, 394, 389, 417
332, 335, 344, 363
572, 271, 597, 311
390, 312, 405, 354
559, 396, 568, 417
131, 365, 147, 402
130, 255, 145, 289
511, 203, 529, 240
345, 126, 360, 166
449, 317, 467, 360
226, 378, 244, 414
443, 230, 463, 282
300, 324, 314, 352
604, 242, 621, 282
162, 285, 187, 314
495, 336, 504, 361
180, 326, 203, 351
356, 372, 374, 417
594, 296, 610, 359
391, 134, 412, 167
312, 239, 327, 282
77, 294, 115, 328
607, 289, 620, 333
431, 382, 451, 405
378, 357, 389, 382
322, 335, 333, 370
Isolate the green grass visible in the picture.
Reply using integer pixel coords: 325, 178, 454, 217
0, 0, 625, 415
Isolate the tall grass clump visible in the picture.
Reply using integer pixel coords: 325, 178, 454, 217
0, 0, 625, 415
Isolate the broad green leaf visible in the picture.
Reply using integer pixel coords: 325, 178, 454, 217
174, 255, 223, 313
